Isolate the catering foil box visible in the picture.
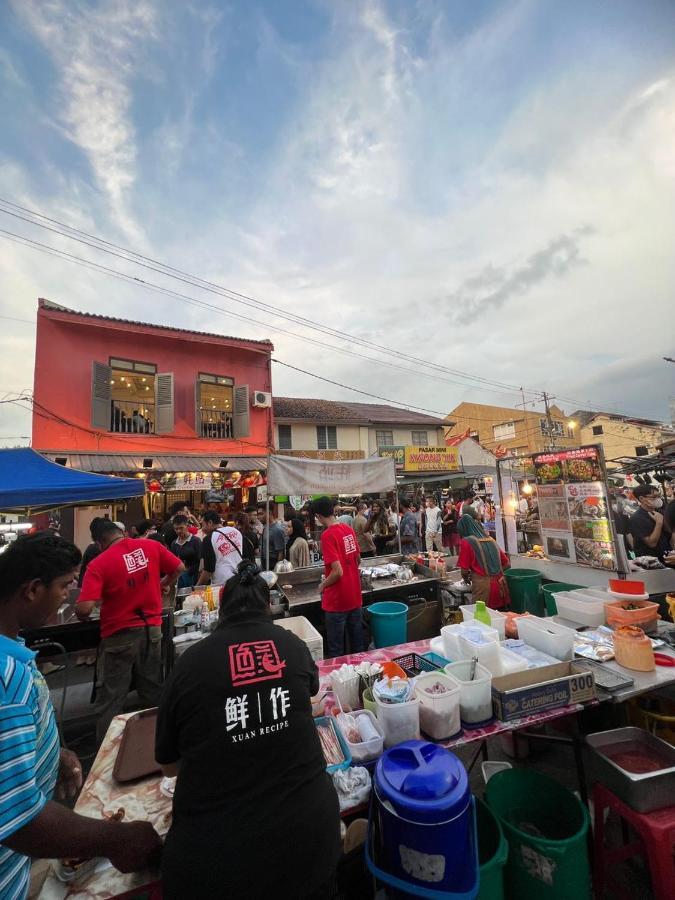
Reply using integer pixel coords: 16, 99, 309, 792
491, 661, 595, 722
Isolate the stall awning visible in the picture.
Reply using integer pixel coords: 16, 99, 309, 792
267, 455, 395, 494
0, 449, 145, 513
41, 453, 267, 473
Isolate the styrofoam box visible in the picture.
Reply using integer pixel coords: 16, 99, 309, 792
554, 592, 605, 627
517, 616, 575, 661
460, 605, 507, 640
275, 616, 324, 661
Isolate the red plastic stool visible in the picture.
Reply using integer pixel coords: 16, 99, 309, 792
592, 783, 675, 900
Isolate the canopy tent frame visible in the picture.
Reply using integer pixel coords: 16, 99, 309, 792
263, 454, 400, 568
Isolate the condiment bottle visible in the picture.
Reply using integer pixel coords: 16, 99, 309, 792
474, 601, 491, 627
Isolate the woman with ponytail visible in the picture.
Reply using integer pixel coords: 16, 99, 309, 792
156, 560, 340, 899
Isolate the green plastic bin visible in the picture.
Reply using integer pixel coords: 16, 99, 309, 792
486, 769, 591, 900
477, 798, 507, 900
541, 582, 583, 617
504, 569, 543, 615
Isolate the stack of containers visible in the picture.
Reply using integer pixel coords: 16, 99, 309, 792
554, 589, 607, 626
460, 604, 507, 640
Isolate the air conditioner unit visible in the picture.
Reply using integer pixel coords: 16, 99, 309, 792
252, 391, 272, 409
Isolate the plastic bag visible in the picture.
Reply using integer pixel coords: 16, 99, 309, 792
332, 766, 372, 812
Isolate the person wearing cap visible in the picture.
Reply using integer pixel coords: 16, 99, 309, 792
77, 521, 184, 741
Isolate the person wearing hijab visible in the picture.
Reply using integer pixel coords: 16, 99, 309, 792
156, 561, 341, 899
286, 517, 311, 569
456, 514, 511, 609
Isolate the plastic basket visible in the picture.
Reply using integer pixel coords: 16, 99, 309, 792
314, 716, 351, 773
392, 652, 444, 677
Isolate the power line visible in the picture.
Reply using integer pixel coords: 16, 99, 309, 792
0, 197, 538, 397
0, 228, 526, 398
0, 315, 34, 325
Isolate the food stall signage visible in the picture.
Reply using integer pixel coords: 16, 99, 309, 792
378, 446, 405, 469
404, 446, 459, 472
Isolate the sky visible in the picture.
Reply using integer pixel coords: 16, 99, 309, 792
1, 0, 674, 445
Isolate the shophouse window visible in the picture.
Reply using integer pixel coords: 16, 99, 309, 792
592, 425, 604, 435
635, 445, 649, 456
317, 425, 338, 450
493, 421, 516, 441
411, 431, 428, 446
376, 430, 394, 446
109, 359, 157, 434
278, 425, 292, 450
470, 431, 480, 442
198, 373, 234, 438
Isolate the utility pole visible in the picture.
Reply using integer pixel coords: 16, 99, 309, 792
543, 391, 556, 450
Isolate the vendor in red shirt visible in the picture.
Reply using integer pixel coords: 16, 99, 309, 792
311, 496, 364, 659
77, 521, 184, 741
457, 514, 511, 610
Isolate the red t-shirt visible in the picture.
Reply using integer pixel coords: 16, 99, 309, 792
79, 538, 182, 639
320, 523, 362, 613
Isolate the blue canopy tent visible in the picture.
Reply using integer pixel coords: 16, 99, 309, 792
0, 448, 145, 513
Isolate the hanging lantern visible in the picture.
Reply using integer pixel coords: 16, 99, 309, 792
148, 479, 162, 493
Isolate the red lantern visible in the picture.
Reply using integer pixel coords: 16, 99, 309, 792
148, 479, 162, 493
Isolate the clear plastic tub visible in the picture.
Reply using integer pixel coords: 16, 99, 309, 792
497, 646, 529, 675
414, 671, 461, 740
554, 591, 606, 627
460, 605, 507, 640
457, 631, 502, 675
444, 660, 492, 724
442, 622, 498, 661
343, 709, 385, 762
517, 616, 575, 661
375, 695, 421, 748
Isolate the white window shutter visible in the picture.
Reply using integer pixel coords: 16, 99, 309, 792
156, 373, 175, 434
91, 361, 112, 430
233, 385, 250, 438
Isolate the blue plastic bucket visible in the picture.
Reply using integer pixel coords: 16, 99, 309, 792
368, 601, 408, 648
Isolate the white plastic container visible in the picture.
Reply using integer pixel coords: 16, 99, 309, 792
497, 646, 529, 675
330, 670, 362, 710
554, 592, 605, 627
275, 616, 324, 661
442, 622, 498, 661
457, 631, 502, 676
517, 616, 575, 661
444, 661, 492, 725
460, 605, 507, 640
343, 709, 385, 763
481, 761, 512, 784
414, 672, 461, 740
376, 696, 421, 748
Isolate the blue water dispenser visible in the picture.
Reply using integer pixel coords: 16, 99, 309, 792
367, 740, 478, 899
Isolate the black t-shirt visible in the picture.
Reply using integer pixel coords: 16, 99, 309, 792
159, 520, 177, 548
156, 613, 340, 898
629, 507, 671, 560
77, 542, 101, 588
170, 535, 202, 579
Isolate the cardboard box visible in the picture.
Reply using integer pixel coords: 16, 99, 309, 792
491, 661, 595, 722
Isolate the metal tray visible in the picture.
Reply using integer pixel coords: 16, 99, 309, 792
586, 726, 675, 812
573, 659, 634, 693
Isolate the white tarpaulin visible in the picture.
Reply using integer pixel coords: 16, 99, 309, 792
266, 455, 396, 495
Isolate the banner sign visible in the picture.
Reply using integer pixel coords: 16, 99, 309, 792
266, 455, 396, 495
403, 446, 460, 472
378, 446, 405, 469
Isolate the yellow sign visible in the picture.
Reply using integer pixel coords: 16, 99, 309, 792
404, 446, 459, 472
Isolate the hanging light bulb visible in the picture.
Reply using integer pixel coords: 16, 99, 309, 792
522, 480, 533, 495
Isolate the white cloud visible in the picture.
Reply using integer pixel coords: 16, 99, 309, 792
12, 0, 159, 239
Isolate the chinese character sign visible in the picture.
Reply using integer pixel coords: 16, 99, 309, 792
229, 641, 287, 687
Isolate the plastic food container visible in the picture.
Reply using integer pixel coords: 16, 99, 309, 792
444, 660, 492, 725
275, 616, 324, 661
375, 696, 421, 748
554, 591, 606, 627
613, 626, 655, 671
586, 726, 675, 812
457, 630, 502, 676
517, 616, 575, 661
460, 604, 507, 640
608, 579, 646, 596
441, 622, 499, 660
604, 599, 659, 631
343, 709, 385, 763
414, 672, 461, 740
497, 646, 529, 675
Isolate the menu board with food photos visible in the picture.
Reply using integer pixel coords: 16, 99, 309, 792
531, 446, 617, 570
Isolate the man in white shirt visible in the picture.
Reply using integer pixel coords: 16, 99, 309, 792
425, 496, 443, 552
197, 512, 244, 589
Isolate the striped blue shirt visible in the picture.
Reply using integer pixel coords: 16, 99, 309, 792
0, 635, 60, 900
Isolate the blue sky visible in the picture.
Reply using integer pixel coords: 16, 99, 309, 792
1, 0, 674, 443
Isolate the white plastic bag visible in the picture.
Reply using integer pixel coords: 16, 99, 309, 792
331, 766, 372, 811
